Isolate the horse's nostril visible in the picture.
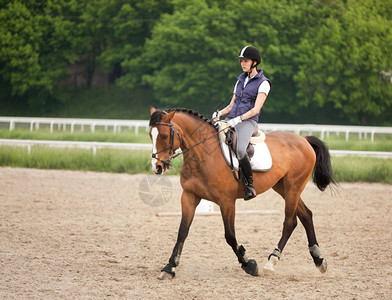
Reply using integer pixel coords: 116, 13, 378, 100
156, 165, 163, 174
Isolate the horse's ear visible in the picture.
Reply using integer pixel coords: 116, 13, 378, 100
150, 106, 156, 115
164, 110, 176, 122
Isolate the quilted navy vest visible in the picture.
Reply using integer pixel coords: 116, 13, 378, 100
228, 69, 270, 122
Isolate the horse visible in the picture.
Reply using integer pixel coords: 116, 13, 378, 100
148, 106, 336, 279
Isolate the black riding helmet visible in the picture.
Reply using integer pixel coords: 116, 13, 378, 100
238, 45, 261, 69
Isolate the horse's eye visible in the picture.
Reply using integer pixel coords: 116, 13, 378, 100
161, 134, 168, 140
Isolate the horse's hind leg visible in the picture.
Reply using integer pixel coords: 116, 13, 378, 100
263, 204, 298, 274
220, 202, 260, 276
263, 180, 299, 274
264, 179, 328, 275
297, 199, 327, 273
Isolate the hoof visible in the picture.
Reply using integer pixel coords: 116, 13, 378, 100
262, 256, 279, 275
242, 259, 259, 276
317, 258, 328, 273
158, 271, 174, 280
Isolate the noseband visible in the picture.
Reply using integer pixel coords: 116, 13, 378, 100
151, 121, 182, 168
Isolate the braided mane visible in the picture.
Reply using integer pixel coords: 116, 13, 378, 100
149, 108, 218, 131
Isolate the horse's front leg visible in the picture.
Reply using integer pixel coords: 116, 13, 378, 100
158, 191, 200, 280
220, 202, 260, 276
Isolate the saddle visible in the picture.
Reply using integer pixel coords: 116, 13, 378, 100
217, 121, 272, 172
225, 125, 264, 159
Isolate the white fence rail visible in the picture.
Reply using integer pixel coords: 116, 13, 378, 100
1, 139, 391, 159
259, 123, 392, 142
0, 117, 150, 134
330, 150, 392, 159
1, 116, 392, 142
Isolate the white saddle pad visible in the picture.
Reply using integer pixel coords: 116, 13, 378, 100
217, 122, 272, 172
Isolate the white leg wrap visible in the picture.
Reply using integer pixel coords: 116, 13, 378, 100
270, 247, 282, 259
309, 244, 328, 273
309, 244, 322, 257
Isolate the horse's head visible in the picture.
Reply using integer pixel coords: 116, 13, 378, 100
149, 107, 182, 174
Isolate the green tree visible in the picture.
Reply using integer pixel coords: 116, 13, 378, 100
0, 0, 172, 110
0, 1, 77, 108
123, 0, 391, 124
295, 0, 392, 124
123, 0, 318, 116
121, 0, 242, 113
237, 0, 313, 117
74, 0, 173, 88
113, 0, 174, 87
1, 0, 390, 124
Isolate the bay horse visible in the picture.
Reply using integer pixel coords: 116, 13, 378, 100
149, 107, 336, 279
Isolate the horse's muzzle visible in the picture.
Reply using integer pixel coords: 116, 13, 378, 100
154, 164, 163, 175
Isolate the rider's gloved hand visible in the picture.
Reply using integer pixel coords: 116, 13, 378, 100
211, 110, 222, 121
227, 116, 242, 128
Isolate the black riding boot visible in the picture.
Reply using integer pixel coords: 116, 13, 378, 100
239, 156, 256, 200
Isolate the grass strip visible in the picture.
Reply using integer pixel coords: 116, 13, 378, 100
331, 156, 392, 184
0, 146, 152, 174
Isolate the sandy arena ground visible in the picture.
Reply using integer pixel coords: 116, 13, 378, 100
0, 167, 391, 299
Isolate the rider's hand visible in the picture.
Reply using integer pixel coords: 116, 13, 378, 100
211, 110, 222, 121
227, 116, 242, 128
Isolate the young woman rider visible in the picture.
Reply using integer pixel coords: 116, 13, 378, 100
212, 45, 271, 200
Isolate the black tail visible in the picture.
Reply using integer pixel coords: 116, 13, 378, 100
306, 136, 337, 191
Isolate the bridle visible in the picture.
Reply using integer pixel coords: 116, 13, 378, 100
151, 121, 182, 168
151, 120, 226, 168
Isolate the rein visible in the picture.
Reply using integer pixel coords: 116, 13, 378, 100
151, 120, 226, 166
